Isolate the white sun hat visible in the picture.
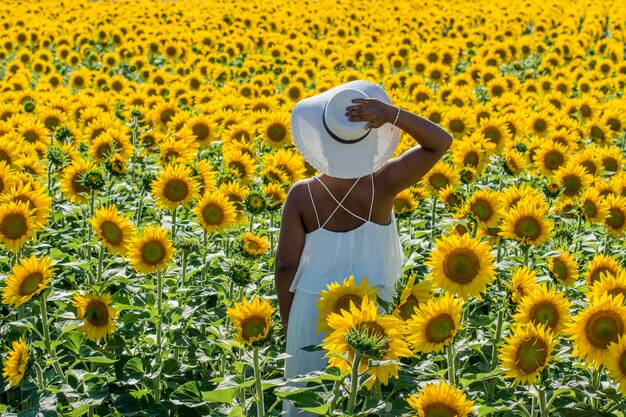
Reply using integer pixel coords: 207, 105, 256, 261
290, 80, 401, 179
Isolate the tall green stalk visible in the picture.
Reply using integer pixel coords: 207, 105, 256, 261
447, 343, 456, 386
346, 351, 363, 415
39, 292, 63, 378
154, 269, 164, 403
253, 347, 265, 417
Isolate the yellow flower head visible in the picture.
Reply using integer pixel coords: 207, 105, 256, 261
317, 275, 378, 333
128, 226, 175, 274
406, 381, 475, 417
73, 292, 119, 342
90, 205, 137, 256
499, 323, 555, 386
227, 297, 273, 347
1, 254, 54, 307
0, 200, 36, 253
241, 232, 269, 256
499, 196, 553, 246
587, 269, 626, 304
606, 335, 626, 395
513, 284, 572, 335
392, 275, 432, 321
194, 190, 237, 234
151, 163, 200, 211
2, 337, 29, 387
405, 293, 463, 353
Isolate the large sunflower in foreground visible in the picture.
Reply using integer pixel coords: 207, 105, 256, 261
151, 163, 200, 211
2, 337, 29, 387
587, 270, 626, 304
499, 323, 555, 386
392, 275, 432, 321
194, 190, 237, 234
317, 275, 378, 333
606, 335, 626, 394
72, 292, 119, 342
406, 381, 475, 417
513, 285, 572, 335
548, 248, 579, 287
1, 254, 54, 307
128, 226, 175, 274
322, 296, 411, 389
90, 205, 137, 256
226, 297, 273, 346
568, 293, 626, 368
0, 200, 36, 252
405, 293, 463, 353
426, 233, 495, 300
499, 197, 553, 246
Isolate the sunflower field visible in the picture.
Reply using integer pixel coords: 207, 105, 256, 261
1, 0, 626, 415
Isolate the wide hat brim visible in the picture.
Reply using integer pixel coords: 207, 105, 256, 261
291, 80, 401, 179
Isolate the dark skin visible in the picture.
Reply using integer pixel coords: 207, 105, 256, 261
274, 98, 453, 334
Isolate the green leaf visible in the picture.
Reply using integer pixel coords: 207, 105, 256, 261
63, 332, 87, 355
227, 406, 245, 417
123, 357, 145, 385
79, 356, 117, 364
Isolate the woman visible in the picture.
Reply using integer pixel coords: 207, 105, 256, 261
274, 80, 452, 415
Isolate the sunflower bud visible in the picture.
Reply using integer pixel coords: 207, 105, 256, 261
228, 259, 252, 287
79, 169, 106, 191
174, 236, 201, 253
542, 180, 561, 198
216, 166, 240, 186
54, 125, 73, 144
345, 322, 390, 360
244, 189, 267, 215
105, 154, 127, 176
514, 142, 528, 154
23, 100, 35, 113
47, 146, 68, 168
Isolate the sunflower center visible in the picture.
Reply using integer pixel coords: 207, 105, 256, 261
619, 351, 626, 376
71, 172, 90, 194
581, 160, 596, 175
562, 175, 582, 196
606, 208, 625, 230
449, 120, 465, 133
0, 149, 11, 163
603, 158, 618, 172
333, 294, 362, 314
470, 199, 493, 221
463, 151, 479, 167
85, 300, 109, 327
543, 150, 564, 170
18, 272, 43, 296
160, 108, 175, 124
140, 240, 166, 265
267, 123, 287, 142
533, 119, 547, 133
590, 267, 614, 284
399, 295, 419, 320
551, 258, 568, 282
245, 240, 260, 252
443, 248, 480, 284
445, 193, 462, 209
240, 315, 267, 341
530, 301, 559, 330
515, 336, 548, 374
513, 216, 541, 240
201, 203, 224, 226
425, 313, 456, 343
422, 402, 459, 417
100, 220, 123, 246
192, 123, 210, 141
429, 173, 449, 190
1, 212, 28, 239
163, 179, 189, 202
585, 310, 625, 348
483, 126, 501, 144
583, 200, 597, 217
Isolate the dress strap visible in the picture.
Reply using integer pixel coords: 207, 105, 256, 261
368, 174, 375, 221
314, 177, 368, 228
306, 179, 320, 229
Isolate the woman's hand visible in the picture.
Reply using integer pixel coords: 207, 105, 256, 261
345, 98, 396, 129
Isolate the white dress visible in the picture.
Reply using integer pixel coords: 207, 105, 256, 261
282, 175, 403, 416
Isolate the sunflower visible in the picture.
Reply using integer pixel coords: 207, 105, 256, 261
464, 189, 501, 228
498, 184, 543, 212
223, 150, 257, 185
513, 285, 572, 335
263, 149, 306, 184
263, 183, 286, 210
439, 185, 464, 212
579, 187, 610, 223
0, 200, 35, 252
128, 226, 175, 274
499, 323, 555, 386
0, 135, 19, 166
406, 381, 475, 417
499, 197, 553, 246
393, 189, 418, 217
159, 136, 197, 166
1, 254, 54, 307
506, 266, 538, 304
606, 335, 626, 394
451, 139, 489, 172
0, 161, 14, 196
584, 254, 623, 286
548, 248, 579, 287
476, 117, 512, 153
503, 148, 527, 176
527, 110, 552, 137
240, 232, 269, 256
421, 162, 460, 195
194, 190, 237, 234
554, 163, 593, 200
261, 113, 291, 149
59, 158, 95, 205
183, 115, 217, 147
598, 146, 624, 175
1, 181, 51, 229
317, 275, 379, 333
72, 292, 119, 342
587, 270, 626, 303
89, 205, 137, 256
568, 293, 626, 368
322, 296, 412, 388
151, 163, 200, 211
219, 181, 249, 225
2, 337, 29, 387
604, 194, 626, 238
392, 275, 432, 321
443, 107, 474, 138
426, 233, 496, 300
405, 293, 463, 353
533, 142, 568, 177
227, 297, 273, 346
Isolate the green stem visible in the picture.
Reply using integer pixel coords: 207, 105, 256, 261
249, 213, 254, 233
171, 206, 177, 240
201, 230, 208, 283
329, 380, 342, 414
39, 292, 63, 378
253, 347, 265, 417
490, 309, 504, 370
179, 251, 188, 308
269, 213, 275, 253
447, 343, 456, 386
537, 384, 548, 417
522, 244, 530, 268
346, 351, 363, 415
430, 197, 437, 238
95, 244, 104, 284
154, 270, 164, 403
